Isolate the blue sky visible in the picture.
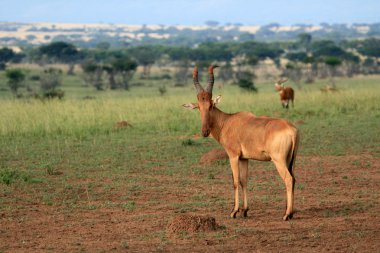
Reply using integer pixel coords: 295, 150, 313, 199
0, 0, 379, 25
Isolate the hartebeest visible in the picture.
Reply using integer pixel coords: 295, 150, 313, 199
183, 65, 300, 220
320, 85, 338, 93
275, 78, 294, 109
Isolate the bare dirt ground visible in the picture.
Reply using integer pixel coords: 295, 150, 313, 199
1, 154, 379, 252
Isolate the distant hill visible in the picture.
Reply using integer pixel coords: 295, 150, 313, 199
1, 22, 379, 48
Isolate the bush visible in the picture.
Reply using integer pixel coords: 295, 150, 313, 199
0, 169, 30, 185
81, 61, 104, 90
0, 169, 19, 185
325, 56, 342, 67
234, 70, 258, 92
161, 73, 172, 80
0, 62, 6, 71
149, 74, 172, 80
43, 89, 65, 99
158, 85, 167, 96
29, 75, 41, 81
40, 68, 62, 92
238, 79, 258, 92
174, 82, 187, 87
182, 139, 199, 146
5, 68, 25, 95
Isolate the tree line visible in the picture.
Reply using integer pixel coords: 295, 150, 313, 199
1, 34, 380, 97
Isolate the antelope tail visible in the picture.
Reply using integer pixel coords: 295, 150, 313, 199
288, 130, 300, 177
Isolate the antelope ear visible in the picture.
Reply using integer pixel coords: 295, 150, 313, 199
182, 103, 199, 110
213, 95, 222, 105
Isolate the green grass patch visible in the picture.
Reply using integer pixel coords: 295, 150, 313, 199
0, 169, 31, 185
0, 73, 379, 217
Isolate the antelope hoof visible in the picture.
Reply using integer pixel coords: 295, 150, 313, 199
283, 213, 293, 221
230, 209, 238, 218
241, 208, 249, 218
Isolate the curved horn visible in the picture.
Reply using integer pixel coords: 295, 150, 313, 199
206, 65, 219, 94
276, 77, 288, 86
193, 67, 204, 94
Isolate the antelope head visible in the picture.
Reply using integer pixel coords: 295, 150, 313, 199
183, 65, 221, 137
275, 78, 288, 91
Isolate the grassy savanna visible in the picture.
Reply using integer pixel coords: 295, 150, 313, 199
0, 69, 379, 252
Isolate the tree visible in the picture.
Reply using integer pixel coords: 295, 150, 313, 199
237, 71, 257, 92
311, 40, 345, 58
218, 61, 234, 83
297, 33, 312, 52
40, 68, 63, 94
284, 52, 315, 85
0, 62, 6, 71
165, 46, 191, 62
362, 57, 378, 74
238, 33, 255, 42
310, 40, 354, 79
325, 56, 342, 87
5, 69, 25, 95
173, 60, 190, 86
165, 46, 191, 86
0, 47, 16, 70
96, 41, 111, 50
342, 52, 360, 77
304, 56, 316, 83
0, 48, 15, 62
102, 65, 117, 90
283, 63, 303, 88
158, 85, 167, 96
39, 41, 82, 75
102, 57, 138, 90
127, 46, 160, 79
235, 41, 284, 60
111, 57, 138, 90
81, 61, 104, 90
286, 52, 308, 62
194, 42, 234, 62
357, 38, 380, 58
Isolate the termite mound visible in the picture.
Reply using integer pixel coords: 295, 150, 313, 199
113, 120, 133, 129
200, 149, 228, 164
167, 214, 220, 236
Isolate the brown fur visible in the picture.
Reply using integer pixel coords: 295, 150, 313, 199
320, 85, 338, 93
184, 68, 300, 220
275, 84, 295, 109
113, 121, 133, 129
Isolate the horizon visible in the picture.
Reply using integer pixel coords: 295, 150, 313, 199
1, 20, 379, 27
0, 0, 379, 26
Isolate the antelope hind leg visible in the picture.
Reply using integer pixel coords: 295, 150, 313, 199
273, 160, 295, 221
229, 157, 240, 218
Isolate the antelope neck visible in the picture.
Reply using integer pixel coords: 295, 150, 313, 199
209, 107, 230, 142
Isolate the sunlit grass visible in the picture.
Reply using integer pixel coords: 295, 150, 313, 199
1, 76, 379, 151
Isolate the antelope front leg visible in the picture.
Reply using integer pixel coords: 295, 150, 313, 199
229, 157, 240, 218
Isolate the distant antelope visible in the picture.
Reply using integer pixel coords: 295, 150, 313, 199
183, 65, 300, 220
275, 78, 294, 109
320, 85, 338, 93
